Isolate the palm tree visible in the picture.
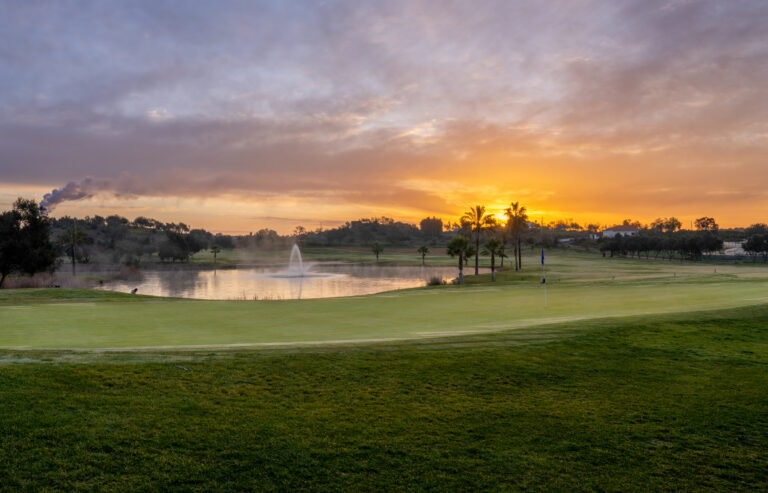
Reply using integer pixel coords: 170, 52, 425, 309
59, 221, 91, 276
371, 241, 383, 263
505, 202, 528, 271
461, 205, 495, 276
417, 245, 429, 265
483, 237, 502, 282
210, 245, 221, 266
446, 236, 476, 285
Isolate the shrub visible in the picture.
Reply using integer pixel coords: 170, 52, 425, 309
427, 276, 445, 286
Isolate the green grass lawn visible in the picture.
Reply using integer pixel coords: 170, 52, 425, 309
4, 249, 768, 349
2, 275, 768, 349
1, 305, 766, 490
2, 252, 768, 489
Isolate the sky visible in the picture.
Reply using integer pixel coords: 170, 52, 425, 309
1, 0, 767, 234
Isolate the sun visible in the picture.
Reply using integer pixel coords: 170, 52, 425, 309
493, 212, 508, 225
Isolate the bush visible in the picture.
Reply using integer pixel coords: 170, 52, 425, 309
427, 276, 445, 286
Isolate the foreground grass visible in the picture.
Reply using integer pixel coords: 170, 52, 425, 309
1, 305, 766, 490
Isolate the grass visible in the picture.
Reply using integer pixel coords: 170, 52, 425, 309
0, 306, 766, 490
2, 252, 768, 489
3, 274, 768, 349
4, 246, 768, 349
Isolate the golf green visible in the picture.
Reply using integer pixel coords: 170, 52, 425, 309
2, 276, 768, 349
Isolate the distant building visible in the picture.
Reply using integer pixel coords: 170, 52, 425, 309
602, 225, 640, 238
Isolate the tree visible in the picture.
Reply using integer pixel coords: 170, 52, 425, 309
0, 211, 19, 287
695, 217, 718, 231
504, 202, 528, 271
293, 226, 306, 246
622, 218, 643, 228
59, 221, 92, 275
746, 223, 768, 236
213, 234, 235, 249
371, 241, 383, 263
446, 236, 476, 285
651, 217, 681, 233
0, 198, 57, 287
461, 205, 495, 276
498, 243, 508, 268
419, 217, 443, 237
158, 242, 176, 263
158, 231, 192, 263
417, 245, 429, 265
210, 245, 221, 265
482, 237, 502, 282
743, 234, 768, 262
666, 217, 682, 232
699, 231, 723, 257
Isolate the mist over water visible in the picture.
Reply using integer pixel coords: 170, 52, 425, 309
97, 264, 484, 300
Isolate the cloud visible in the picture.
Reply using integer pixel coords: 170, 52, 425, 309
1, 0, 767, 229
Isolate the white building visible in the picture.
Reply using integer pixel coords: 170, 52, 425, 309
602, 225, 640, 238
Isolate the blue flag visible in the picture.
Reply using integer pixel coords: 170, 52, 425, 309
541, 249, 544, 266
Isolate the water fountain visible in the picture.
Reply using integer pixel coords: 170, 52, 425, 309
266, 244, 330, 279
287, 244, 305, 276
99, 242, 468, 300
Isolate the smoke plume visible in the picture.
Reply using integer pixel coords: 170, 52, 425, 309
40, 177, 112, 211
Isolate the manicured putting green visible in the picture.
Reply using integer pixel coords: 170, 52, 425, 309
3, 275, 768, 349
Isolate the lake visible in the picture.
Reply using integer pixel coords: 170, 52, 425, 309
98, 264, 483, 300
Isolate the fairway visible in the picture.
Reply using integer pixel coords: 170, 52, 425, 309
2, 302, 767, 490
3, 252, 768, 349
3, 254, 768, 491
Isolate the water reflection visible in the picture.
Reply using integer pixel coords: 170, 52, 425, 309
288, 276, 303, 300
98, 264, 484, 300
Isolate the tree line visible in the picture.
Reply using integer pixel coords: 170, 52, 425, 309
298, 217, 428, 247
3, 195, 768, 288
599, 231, 724, 260
0, 199, 239, 285
599, 219, 768, 262
427, 210, 768, 284
46, 214, 235, 268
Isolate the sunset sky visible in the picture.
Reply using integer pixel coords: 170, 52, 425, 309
1, 0, 767, 234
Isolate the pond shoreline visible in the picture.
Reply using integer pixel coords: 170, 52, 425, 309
93, 264, 487, 301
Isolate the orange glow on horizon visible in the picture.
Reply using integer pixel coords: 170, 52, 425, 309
0, 191, 762, 235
